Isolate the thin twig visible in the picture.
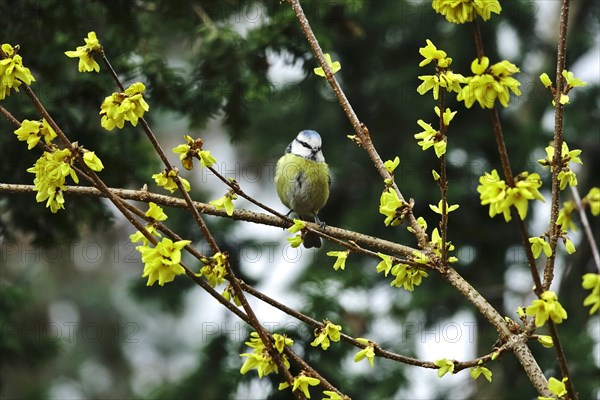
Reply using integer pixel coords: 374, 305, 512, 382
570, 185, 600, 271
543, 1, 577, 397
543, 0, 571, 291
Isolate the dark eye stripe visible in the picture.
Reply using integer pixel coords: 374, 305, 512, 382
295, 138, 320, 153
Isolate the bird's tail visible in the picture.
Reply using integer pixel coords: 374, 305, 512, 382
303, 231, 322, 248
301, 215, 322, 248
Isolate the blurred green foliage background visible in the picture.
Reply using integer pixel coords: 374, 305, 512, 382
1, 0, 598, 399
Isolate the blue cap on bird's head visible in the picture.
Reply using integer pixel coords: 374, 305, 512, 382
287, 130, 324, 162
298, 130, 321, 144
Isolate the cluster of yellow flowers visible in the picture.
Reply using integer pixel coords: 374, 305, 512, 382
0, 43, 35, 100
375, 252, 430, 292
432, 0, 501, 24
477, 169, 545, 222
197, 252, 229, 288
26, 148, 77, 213
100, 82, 150, 130
240, 331, 292, 377
311, 321, 342, 350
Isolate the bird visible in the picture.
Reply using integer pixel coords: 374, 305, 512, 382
275, 130, 330, 248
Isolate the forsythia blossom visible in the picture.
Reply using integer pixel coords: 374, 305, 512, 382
100, 82, 150, 130
311, 321, 342, 350
314, 53, 341, 77
556, 201, 577, 233
538, 377, 569, 400
538, 142, 582, 190
477, 169, 544, 222
432, 0, 501, 24
83, 151, 104, 172
14, 119, 57, 150
326, 251, 349, 271
379, 187, 408, 226
529, 237, 552, 259
27, 148, 78, 213
525, 291, 568, 327
470, 364, 492, 382
434, 358, 455, 377
414, 119, 447, 158
64, 31, 102, 73
240, 332, 292, 378
429, 200, 459, 215
136, 238, 190, 286
430, 228, 458, 263
457, 57, 521, 108
354, 338, 376, 367
389, 262, 429, 291
153, 169, 191, 193
209, 191, 238, 216
197, 252, 229, 288
279, 373, 321, 399
417, 40, 465, 100
0, 43, 36, 100
172, 135, 216, 170
582, 273, 600, 315
384, 157, 400, 174
584, 187, 600, 216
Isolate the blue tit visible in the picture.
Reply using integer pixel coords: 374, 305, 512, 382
275, 130, 330, 248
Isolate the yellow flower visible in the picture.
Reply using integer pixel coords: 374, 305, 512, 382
311, 321, 342, 350
390, 263, 429, 291
379, 187, 406, 226
82, 151, 104, 172
314, 53, 341, 77
525, 291, 568, 327
458, 59, 521, 109
540, 377, 568, 399
429, 199, 459, 215
326, 251, 349, 271
562, 70, 586, 88
582, 273, 600, 314
152, 170, 191, 193
240, 332, 291, 377
209, 192, 237, 216
432, 0, 501, 24
0, 43, 36, 100
501, 172, 545, 221
146, 202, 168, 222
557, 201, 577, 233
64, 31, 102, 73
584, 187, 600, 216
418, 39, 451, 67
529, 237, 552, 259
137, 238, 189, 286
280, 373, 321, 399
322, 391, 343, 400
172, 135, 216, 170
539, 73, 552, 88
354, 339, 376, 367
14, 119, 57, 150
100, 82, 150, 130
375, 253, 394, 277
26, 148, 78, 213
197, 252, 229, 288
434, 358, 454, 377
384, 156, 400, 174
414, 119, 446, 157
287, 235, 304, 248
287, 219, 306, 233
536, 335, 554, 348
470, 364, 492, 382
